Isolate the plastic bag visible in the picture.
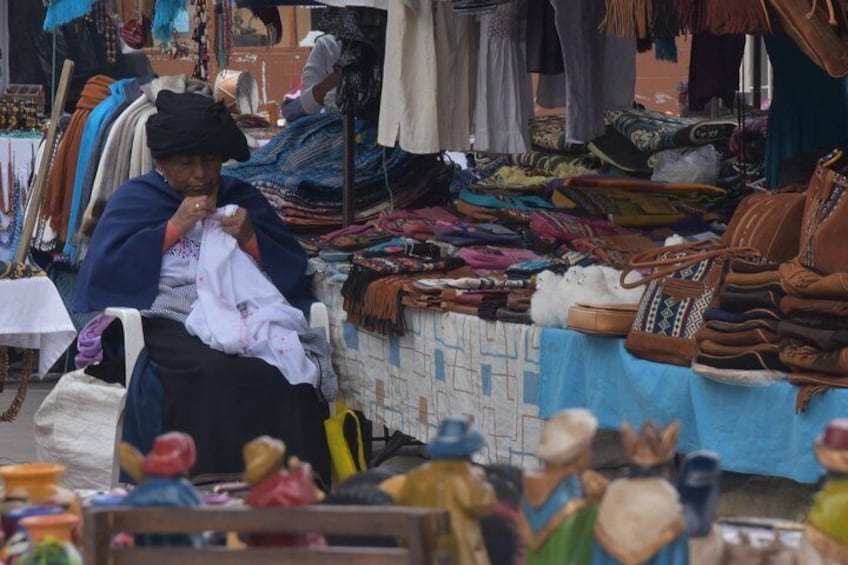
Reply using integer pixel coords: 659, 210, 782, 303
651, 145, 721, 185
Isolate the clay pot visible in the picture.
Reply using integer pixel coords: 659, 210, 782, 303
18, 513, 82, 565
0, 464, 79, 514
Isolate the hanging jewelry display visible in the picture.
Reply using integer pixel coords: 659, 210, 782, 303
191, 0, 210, 81
213, 0, 233, 69
95, 0, 118, 64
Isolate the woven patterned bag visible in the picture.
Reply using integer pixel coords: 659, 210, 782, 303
621, 240, 759, 366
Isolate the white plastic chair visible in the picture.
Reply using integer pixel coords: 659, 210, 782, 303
104, 302, 332, 487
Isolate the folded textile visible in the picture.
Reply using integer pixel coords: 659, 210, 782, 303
788, 313, 848, 331
441, 302, 480, 316
703, 307, 781, 323
505, 258, 571, 279
528, 115, 590, 154
529, 210, 632, 244
433, 223, 524, 247
496, 308, 534, 324
341, 256, 465, 335
458, 188, 553, 211
447, 277, 531, 290
509, 150, 599, 177
705, 318, 780, 333
694, 350, 790, 372
456, 246, 539, 272
694, 326, 778, 346
729, 259, 780, 274
606, 108, 737, 153
780, 344, 848, 377
779, 261, 848, 300
780, 296, 848, 318
440, 289, 511, 305
506, 289, 533, 312
698, 340, 781, 357
723, 282, 785, 295
478, 298, 507, 321
724, 270, 780, 286
779, 320, 848, 351
570, 234, 657, 269
74, 314, 116, 369
718, 289, 784, 313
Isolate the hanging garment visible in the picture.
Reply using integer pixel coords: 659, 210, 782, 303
378, 0, 476, 153
525, 0, 562, 74
764, 33, 848, 188
64, 78, 136, 258
474, 0, 533, 154
603, 35, 636, 111
184, 206, 325, 393
43, 75, 114, 241
549, 0, 606, 143
81, 75, 188, 244
687, 33, 745, 112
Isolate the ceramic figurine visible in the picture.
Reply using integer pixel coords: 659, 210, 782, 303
593, 422, 689, 565
17, 514, 81, 565
390, 416, 497, 565
521, 409, 607, 565
120, 432, 205, 548
242, 436, 326, 548
800, 418, 848, 565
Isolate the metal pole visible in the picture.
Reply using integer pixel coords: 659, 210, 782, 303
752, 37, 762, 110
342, 112, 355, 227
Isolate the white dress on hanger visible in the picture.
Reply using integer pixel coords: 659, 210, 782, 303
474, 0, 533, 154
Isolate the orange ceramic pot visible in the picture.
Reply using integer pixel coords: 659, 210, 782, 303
0, 464, 81, 524
18, 514, 82, 565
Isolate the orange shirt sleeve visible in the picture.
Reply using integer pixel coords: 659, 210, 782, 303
162, 220, 183, 251
241, 234, 262, 265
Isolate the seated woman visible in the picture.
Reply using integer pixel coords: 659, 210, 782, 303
75, 91, 330, 483
281, 32, 341, 123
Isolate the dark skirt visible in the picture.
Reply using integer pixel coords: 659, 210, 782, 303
142, 317, 330, 484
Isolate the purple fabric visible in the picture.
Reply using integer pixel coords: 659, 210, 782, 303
74, 314, 117, 369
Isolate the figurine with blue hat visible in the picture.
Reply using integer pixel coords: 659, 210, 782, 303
389, 416, 496, 565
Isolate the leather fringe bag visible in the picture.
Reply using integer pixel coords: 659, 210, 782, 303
766, 0, 848, 77
795, 149, 848, 274
621, 240, 759, 366
722, 190, 806, 262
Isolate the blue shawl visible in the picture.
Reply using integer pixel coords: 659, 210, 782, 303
75, 171, 314, 315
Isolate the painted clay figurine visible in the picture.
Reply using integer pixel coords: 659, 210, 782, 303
242, 435, 326, 548
521, 409, 607, 565
593, 422, 688, 565
390, 416, 497, 565
120, 432, 205, 548
800, 418, 848, 565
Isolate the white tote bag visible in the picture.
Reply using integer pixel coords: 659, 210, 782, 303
34, 369, 125, 490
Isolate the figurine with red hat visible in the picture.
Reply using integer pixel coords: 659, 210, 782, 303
800, 418, 848, 565
119, 432, 205, 548
241, 436, 326, 548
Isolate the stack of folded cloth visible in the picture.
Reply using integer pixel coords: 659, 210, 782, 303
777, 261, 848, 409
692, 259, 790, 385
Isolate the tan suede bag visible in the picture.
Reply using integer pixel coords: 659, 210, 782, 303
767, 0, 848, 77
722, 190, 805, 263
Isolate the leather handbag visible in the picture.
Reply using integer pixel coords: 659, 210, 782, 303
767, 0, 848, 78
568, 303, 639, 336
796, 150, 848, 274
621, 240, 759, 366
721, 190, 805, 262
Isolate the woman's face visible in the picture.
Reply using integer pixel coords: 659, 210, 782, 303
156, 154, 224, 198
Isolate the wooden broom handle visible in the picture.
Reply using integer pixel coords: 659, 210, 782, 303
15, 59, 74, 264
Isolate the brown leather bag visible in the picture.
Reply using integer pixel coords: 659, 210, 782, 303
796, 150, 848, 274
767, 0, 848, 77
722, 191, 805, 262
620, 240, 760, 366
568, 303, 638, 336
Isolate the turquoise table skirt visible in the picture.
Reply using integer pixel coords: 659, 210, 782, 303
539, 328, 848, 484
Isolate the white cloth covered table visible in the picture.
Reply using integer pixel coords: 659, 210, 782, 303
0, 277, 77, 376
314, 271, 544, 469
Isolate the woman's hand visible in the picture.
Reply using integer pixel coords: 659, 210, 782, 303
221, 207, 255, 246
172, 195, 216, 234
